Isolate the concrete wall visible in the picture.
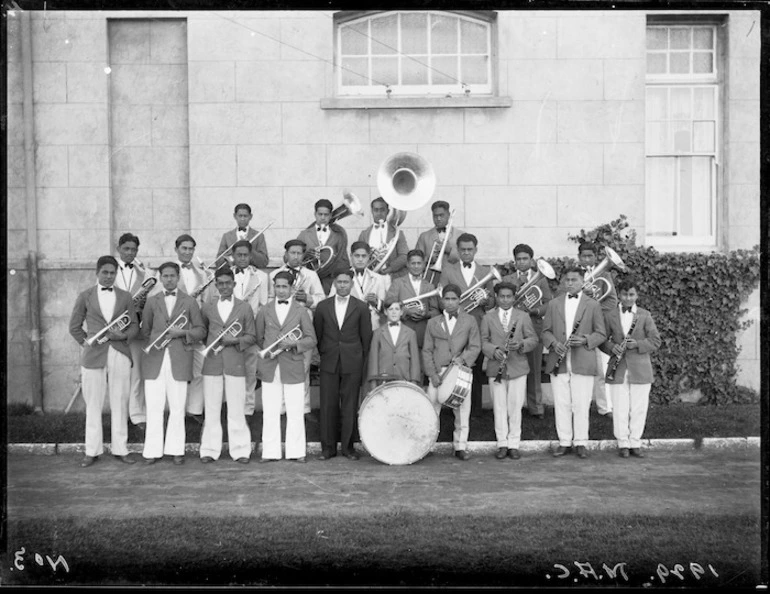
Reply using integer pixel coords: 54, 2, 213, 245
5, 9, 761, 409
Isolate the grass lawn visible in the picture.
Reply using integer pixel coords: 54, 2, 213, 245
6, 402, 761, 445
4, 513, 759, 586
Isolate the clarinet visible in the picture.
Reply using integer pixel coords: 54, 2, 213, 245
553, 317, 582, 376
494, 319, 518, 384
605, 313, 638, 381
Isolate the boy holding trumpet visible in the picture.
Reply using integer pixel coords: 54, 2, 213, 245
199, 267, 257, 464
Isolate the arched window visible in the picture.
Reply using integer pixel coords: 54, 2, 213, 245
336, 11, 494, 97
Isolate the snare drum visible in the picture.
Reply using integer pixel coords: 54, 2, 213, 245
358, 381, 439, 465
436, 363, 473, 409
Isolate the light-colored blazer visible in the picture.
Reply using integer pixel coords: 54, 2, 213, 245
330, 269, 390, 330
480, 308, 538, 380
367, 323, 421, 383
422, 311, 481, 377
297, 223, 350, 282
358, 224, 409, 277
415, 226, 465, 270
439, 261, 497, 325
269, 265, 325, 313
384, 275, 440, 347
502, 268, 554, 333
541, 294, 606, 376
256, 299, 317, 384
207, 266, 268, 317
599, 306, 661, 385
140, 291, 206, 381
148, 261, 210, 303
217, 227, 269, 269
200, 298, 257, 377
69, 286, 139, 369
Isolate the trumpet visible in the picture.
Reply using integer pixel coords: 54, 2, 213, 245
132, 277, 157, 308
401, 285, 442, 317
203, 221, 275, 270
511, 259, 556, 311
85, 310, 131, 346
258, 325, 303, 359
582, 247, 628, 302
460, 267, 503, 313
201, 320, 243, 358
301, 245, 334, 273
143, 311, 188, 354
423, 208, 455, 283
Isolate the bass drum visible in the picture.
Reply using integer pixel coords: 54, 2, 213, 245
358, 381, 439, 465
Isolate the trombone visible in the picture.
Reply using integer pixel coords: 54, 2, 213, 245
84, 310, 131, 346
258, 325, 303, 359
582, 247, 628, 302
423, 208, 455, 284
143, 311, 188, 354
400, 285, 442, 317
202, 220, 275, 270
511, 259, 556, 311
201, 320, 242, 358
459, 267, 502, 313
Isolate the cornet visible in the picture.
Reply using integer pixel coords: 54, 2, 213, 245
143, 311, 188, 354
582, 247, 628, 302
423, 208, 455, 284
511, 259, 556, 311
400, 285, 442, 317
201, 320, 242, 358
258, 325, 303, 359
85, 310, 131, 346
459, 267, 503, 313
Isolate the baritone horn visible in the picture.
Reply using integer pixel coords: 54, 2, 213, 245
302, 245, 334, 272
459, 267, 503, 313
582, 247, 628, 302
201, 320, 243, 358
511, 259, 556, 311
258, 325, 303, 359
400, 285, 442, 317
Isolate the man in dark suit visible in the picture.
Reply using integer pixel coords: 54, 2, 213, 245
215, 203, 269, 269
541, 266, 606, 459
69, 255, 139, 468
313, 268, 373, 460
502, 243, 553, 419
358, 197, 409, 279
440, 233, 497, 417
298, 199, 350, 295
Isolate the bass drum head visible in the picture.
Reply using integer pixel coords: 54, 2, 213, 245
358, 381, 439, 465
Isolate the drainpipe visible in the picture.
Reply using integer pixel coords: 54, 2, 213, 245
21, 11, 44, 413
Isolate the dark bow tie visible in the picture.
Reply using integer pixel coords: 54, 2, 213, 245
220, 296, 232, 302
519, 272, 527, 278
411, 275, 421, 282
388, 322, 399, 327
568, 293, 579, 299
447, 312, 458, 319
436, 227, 446, 233
356, 270, 365, 276
277, 300, 289, 305
100, 286, 113, 292
622, 306, 633, 313
237, 227, 248, 233
180, 263, 192, 269
124, 262, 134, 269
165, 290, 176, 297
374, 221, 386, 229
317, 226, 328, 232
235, 267, 246, 275
462, 262, 472, 269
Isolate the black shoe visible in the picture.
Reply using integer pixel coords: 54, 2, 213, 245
454, 450, 470, 461
200, 456, 215, 464
619, 448, 630, 458
342, 450, 360, 461
630, 448, 645, 458
236, 457, 250, 464
552, 446, 572, 457
495, 447, 508, 460
80, 455, 98, 468
507, 449, 521, 460
135, 422, 147, 433
113, 454, 136, 465
259, 457, 279, 464
316, 451, 336, 461
575, 446, 588, 459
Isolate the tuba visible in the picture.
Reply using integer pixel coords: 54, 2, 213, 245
376, 152, 436, 211
459, 267, 503, 313
400, 285, 442, 317
582, 247, 628, 302
258, 325, 303, 359
511, 259, 556, 311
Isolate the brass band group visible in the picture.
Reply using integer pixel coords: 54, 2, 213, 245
69, 153, 662, 468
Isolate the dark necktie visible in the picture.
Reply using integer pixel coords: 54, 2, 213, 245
622, 306, 632, 313
278, 300, 289, 305
463, 262, 472, 269
568, 294, 579, 299
101, 286, 113, 292
165, 291, 176, 297
388, 322, 399, 327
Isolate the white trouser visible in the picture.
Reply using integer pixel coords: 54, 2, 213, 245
81, 346, 131, 457
609, 376, 651, 449
200, 374, 252, 460
185, 349, 204, 415
243, 345, 259, 416
426, 366, 471, 451
550, 372, 594, 447
143, 350, 187, 458
128, 340, 146, 424
488, 375, 527, 448
592, 350, 612, 414
262, 366, 306, 460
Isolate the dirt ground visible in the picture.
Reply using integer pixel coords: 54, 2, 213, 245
6, 448, 761, 520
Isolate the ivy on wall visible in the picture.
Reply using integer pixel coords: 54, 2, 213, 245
499, 215, 761, 405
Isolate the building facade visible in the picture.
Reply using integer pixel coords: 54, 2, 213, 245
6, 9, 761, 409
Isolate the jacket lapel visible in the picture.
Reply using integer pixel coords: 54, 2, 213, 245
89, 287, 108, 324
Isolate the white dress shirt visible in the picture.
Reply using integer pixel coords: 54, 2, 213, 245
316, 225, 330, 246
461, 261, 477, 287
97, 284, 116, 322
368, 222, 387, 250
178, 261, 198, 294
409, 274, 422, 297
620, 303, 637, 335
234, 267, 251, 299
387, 321, 401, 344
275, 297, 291, 326
335, 295, 350, 329
115, 260, 135, 293
164, 290, 178, 317
443, 311, 457, 335
236, 227, 250, 241
217, 296, 234, 323
499, 307, 512, 332
564, 292, 582, 373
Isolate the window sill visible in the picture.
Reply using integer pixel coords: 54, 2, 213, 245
320, 96, 513, 110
